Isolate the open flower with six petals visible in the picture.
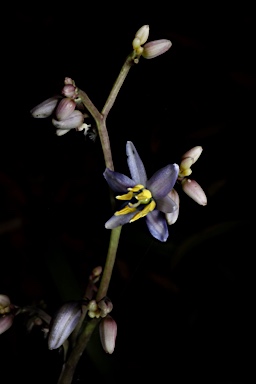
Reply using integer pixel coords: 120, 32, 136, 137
103, 141, 179, 242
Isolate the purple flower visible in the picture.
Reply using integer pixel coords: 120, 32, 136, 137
104, 141, 179, 242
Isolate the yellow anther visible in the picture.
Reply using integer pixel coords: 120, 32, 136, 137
128, 184, 145, 192
116, 184, 145, 201
116, 191, 134, 201
114, 205, 137, 216
136, 188, 152, 203
130, 200, 156, 222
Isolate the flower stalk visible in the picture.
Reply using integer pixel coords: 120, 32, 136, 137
57, 50, 136, 384
8, 23, 208, 384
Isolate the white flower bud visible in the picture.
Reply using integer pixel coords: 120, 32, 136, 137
48, 301, 82, 350
180, 157, 193, 170
181, 146, 203, 164
142, 39, 172, 59
55, 98, 76, 120
182, 179, 207, 206
30, 96, 61, 118
135, 25, 149, 45
132, 37, 141, 50
99, 315, 117, 354
52, 110, 84, 129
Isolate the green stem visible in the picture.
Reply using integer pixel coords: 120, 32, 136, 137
101, 53, 135, 116
57, 318, 100, 384
57, 50, 135, 384
96, 225, 122, 301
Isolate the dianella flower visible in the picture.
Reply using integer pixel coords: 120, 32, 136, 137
104, 141, 179, 242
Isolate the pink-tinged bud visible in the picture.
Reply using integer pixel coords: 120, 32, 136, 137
99, 315, 117, 354
62, 84, 77, 98
30, 96, 61, 118
165, 189, 180, 225
52, 110, 84, 130
182, 179, 207, 206
182, 146, 203, 164
64, 77, 74, 85
142, 39, 172, 59
55, 98, 76, 120
135, 25, 149, 45
48, 301, 82, 350
0, 315, 14, 334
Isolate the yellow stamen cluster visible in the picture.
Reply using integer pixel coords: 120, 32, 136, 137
115, 184, 156, 222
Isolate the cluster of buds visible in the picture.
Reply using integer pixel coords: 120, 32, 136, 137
87, 296, 113, 319
0, 294, 15, 334
132, 25, 172, 61
30, 77, 93, 137
0, 294, 51, 337
179, 146, 207, 205
47, 263, 116, 351
165, 146, 207, 225
47, 296, 117, 354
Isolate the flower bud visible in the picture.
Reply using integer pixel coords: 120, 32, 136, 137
62, 84, 77, 98
135, 25, 149, 45
182, 179, 207, 206
165, 189, 180, 225
0, 294, 11, 314
52, 110, 84, 129
181, 146, 203, 164
180, 157, 193, 170
64, 77, 74, 85
30, 96, 61, 118
92, 266, 102, 278
99, 315, 117, 354
55, 98, 76, 120
142, 39, 172, 59
48, 301, 82, 350
0, 315, 14, 334
132, 37, 141, 50
98, 297, 113, 318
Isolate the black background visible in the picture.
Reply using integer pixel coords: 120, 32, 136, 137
1, 3, 254, 383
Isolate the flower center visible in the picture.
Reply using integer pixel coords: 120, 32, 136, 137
114, 184, 156, 222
